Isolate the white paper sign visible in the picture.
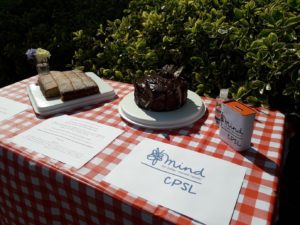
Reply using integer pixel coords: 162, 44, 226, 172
104, 139, 246, 225
10, 115, 123, 168
0, 97, 29, 122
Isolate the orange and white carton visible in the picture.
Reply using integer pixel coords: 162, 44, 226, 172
219, 100, 256, 151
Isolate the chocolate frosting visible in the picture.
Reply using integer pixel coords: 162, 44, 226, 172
134, 65, 188, 111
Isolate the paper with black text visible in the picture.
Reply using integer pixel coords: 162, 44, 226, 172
0, 97, 29, 122
11, 115, 123, 168
104, 139, 246, 225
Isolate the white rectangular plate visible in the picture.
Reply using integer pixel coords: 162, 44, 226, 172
27, 72, 116, 116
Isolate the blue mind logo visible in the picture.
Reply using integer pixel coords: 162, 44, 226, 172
147, 147, 165, 166
146, 147, 205, 178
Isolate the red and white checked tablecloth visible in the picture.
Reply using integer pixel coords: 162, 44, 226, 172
0, 76, 285, 225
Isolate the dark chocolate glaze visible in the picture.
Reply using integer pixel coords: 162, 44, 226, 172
134, 66, 188, 111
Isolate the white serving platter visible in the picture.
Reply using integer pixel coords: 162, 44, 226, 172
27, 72, 116, 116
119, 91, 206, 130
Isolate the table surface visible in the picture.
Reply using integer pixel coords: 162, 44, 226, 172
0, 76, 285, 225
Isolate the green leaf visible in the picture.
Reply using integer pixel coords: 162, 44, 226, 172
212, 0, 220, 7
102, 69, 111, 77
114, 70, 123, 79
136, 39, 146, 49
258, 29, 272, 37
268, 32, 278, 43
294, 91, 300, 101
250, 80, 265, 89
236, 86, 247, 98
285, 15, 300, 27
194, 72, 202, 82
216, 16, 226, 26
283, 86, 295, 96
190, 56, 202, 64
250, 39, 264, 49
246, 96, 260, 105
271, 10, 283, 21
240, 18, 249, 27
266, 83, 272, 91
145, 51, 157, 61
234, 8, 244, 19
245, 1, 255, 10
196, 84, 205, 94
245, 52, 258, 60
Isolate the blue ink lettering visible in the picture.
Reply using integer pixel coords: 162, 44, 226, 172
172, 179, 182, 186
193, 169, 205, 177
147, 148, 206, 178
227, 133, 242, 147
182, 182, 189, 191
163, 176, 197, 195
188, 184, 197, 194
164, 155, 205, 178
221, 114, 244, 137
164, 176, 172, 184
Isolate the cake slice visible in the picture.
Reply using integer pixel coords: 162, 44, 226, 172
37, 72, 60, 98
38, 70, 100, 101
56, 70, 99, 101
51, 71, 75, 101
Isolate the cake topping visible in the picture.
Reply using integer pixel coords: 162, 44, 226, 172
158, 64, 184, 79
134, 65, 188, 112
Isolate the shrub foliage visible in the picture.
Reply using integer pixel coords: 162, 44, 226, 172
0, 0, 129, 88
73, 0, 300, 115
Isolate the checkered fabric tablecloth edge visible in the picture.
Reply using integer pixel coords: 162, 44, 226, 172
0, 76, 285, 225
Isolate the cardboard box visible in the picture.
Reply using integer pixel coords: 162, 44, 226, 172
219, 100, 256, 151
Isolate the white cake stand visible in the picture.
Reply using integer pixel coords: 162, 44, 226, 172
119, 91, 206, 130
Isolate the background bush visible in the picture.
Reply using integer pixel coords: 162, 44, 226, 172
0, 0, 129, 88
73, 0, 300, 115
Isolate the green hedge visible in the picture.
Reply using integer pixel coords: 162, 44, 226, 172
0, 0, 129, 88
73, 0, 300, 115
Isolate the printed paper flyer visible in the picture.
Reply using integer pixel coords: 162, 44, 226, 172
11, 115, 123, 168
104, 139, 246, 225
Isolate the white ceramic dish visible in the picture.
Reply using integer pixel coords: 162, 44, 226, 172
118, 91, 206, 130
27, 72, 116, 116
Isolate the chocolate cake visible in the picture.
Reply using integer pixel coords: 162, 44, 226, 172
134, 65, 188, 111
38, 70, 100, 101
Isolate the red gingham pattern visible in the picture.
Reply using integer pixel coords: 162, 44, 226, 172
0, 76, 285, 225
